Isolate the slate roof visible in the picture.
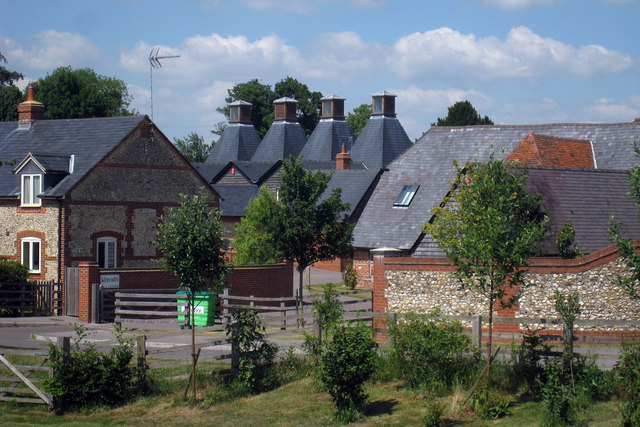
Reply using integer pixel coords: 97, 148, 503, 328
353, 121, 640, 251
14, 153, 72, 174
212, 184, 260, 217
191, 162, 227, 183
350, 115, 412, 169
0, 116, 146, 198
251, 121, 307, 162
299, 118, 354, 161
526, 167, 640, 255
205, 123, 261, 163
320, 169, 382, 218
300, 159, 367, 171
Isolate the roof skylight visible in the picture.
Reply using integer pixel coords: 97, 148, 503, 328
393, 184, 419, 207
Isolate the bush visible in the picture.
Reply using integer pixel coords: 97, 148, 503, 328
343, 264, 357, 290
320, 325, 377, 422
43, 324, 138, 412
469, 385, 511, 420
312, 283, 343, 342
388, 311, 476, 393
0, 258, 30, 282
614, 342, 640, 426
508, 329, 550, 393
423, 400, 445, 426
226, 309, 278, 393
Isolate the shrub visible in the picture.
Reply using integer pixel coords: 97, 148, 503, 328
508, 329, 550, 393
0, 258, 29, 282
312, 283, 343, 342
388, 311, 476, 392
423, 400, 445, 426
343, 264, 357, 290
614, 342, 640, 426
556, 221, 581, 258
320, 325, 377, 422
226, 309, 278, 393
469, 385, 511, 420
43, 324, 138, 413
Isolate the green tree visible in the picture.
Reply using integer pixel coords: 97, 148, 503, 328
155, 189, 228, 399
609, 142, 640, 300
0, 51, 24, 121
173, 132, 213, 163
346, 103, 371, 137
273, 76, 322, 137
211, 120, 227, 138
434, 100, 494, 126
217, 79, 276, 137
30, 66, 133, 119
424, 154, 547, 400
234, 186, 283, 265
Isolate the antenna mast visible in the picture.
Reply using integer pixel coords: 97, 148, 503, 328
149, 48, 180, 122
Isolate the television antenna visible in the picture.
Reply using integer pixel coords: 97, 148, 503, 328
148, 48, 180, 122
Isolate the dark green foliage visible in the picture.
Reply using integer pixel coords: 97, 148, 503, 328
614, 342, 640, 426
218, 77, 321, 137
0, 258, 30, 282
508, 329, 550, 393
387, 312, 475, 392
346, 103, 371, 137
320, 325, 377, 421
554, 290, 581, 363
423, 400, 445, 426
234, 186, 283, 265
0, 52, 23, 122
556, 221, 581, 258
433, 100, 494, 127
343, 264, 358, 290
226, 309, 278, 393
312, 283, 344, 342
469, 385, 511, 419
30, 66, 133, 119
43, 325, 138, 412
173, 132, 213, 163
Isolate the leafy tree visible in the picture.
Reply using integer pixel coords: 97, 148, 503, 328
273, 76, 322, 137
0, 51, 24, 121
276, 157, 353, 314
173, 132, 213, 163
218, 77, 322, 138
234, 186, 283, 265
424, 154, 547, 400
155, 189, 228, 399
210, 120, 227, 138
217, 78, 276, 137
609, 142, 640, 300
30, 66, 133, 119
346, 103, 371, 137
434, 100, 494, 127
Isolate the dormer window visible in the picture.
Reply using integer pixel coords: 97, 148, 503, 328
21, 174, 42, 207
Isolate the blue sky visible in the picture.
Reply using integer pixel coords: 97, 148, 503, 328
2, 0, 639, 143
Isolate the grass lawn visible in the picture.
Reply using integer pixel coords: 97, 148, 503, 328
0, 364, 623, 426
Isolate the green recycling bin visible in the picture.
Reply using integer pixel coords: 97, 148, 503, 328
177, 291, 217, 326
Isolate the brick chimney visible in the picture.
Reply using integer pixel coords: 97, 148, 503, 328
371, 90, 396, 116
321, 94, 345, 119
18, 87, 45, 128
273, 97, 298, 121
229, 100, 252, 124
336, 145, 351, 170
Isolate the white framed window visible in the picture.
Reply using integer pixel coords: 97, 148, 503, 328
21, 174, 42, 207
97, 237, 117, 268
393, 184, 419, 207
22, 237, 41, 273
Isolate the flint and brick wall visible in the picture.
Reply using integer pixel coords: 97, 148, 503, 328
374, 245, 640, 337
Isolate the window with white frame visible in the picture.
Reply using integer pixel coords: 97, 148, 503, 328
21, 174, 42, 206
393, 184, 420, 207
97, 237, 117, 268
21, 237, 41, 273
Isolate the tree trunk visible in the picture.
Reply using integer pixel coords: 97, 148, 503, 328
485, 295, 494, 403
298, 266, 305, 314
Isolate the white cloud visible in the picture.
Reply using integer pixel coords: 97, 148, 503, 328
239, 0, 386, 13
583, 97, 640, 121
389, 26, 633, 82
482, 0, 560, 10
1, 30, 105, 70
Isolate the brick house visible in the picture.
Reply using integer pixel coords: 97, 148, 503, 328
0, 89, 217, 294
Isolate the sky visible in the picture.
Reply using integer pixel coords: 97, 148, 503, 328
1, 0, 639, 143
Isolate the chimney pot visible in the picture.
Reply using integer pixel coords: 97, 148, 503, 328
18, 87, 45, 128
336, 145, 351, 170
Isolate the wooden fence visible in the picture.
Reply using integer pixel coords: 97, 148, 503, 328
0, 348, 52, 407
0, 281, 60, 316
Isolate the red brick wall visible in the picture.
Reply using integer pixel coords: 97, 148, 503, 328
353, 249, 373, 288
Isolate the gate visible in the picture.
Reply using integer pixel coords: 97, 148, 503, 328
65, 267, 79, 316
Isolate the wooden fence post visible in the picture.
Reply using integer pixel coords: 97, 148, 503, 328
387, 311, 397, 346
137, 335, 147, 394
91, 283, 100, 324
472, 315, 482, 349
231, 323, 239, 375
280, 300, 286, 331
57, 336, 70, 354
